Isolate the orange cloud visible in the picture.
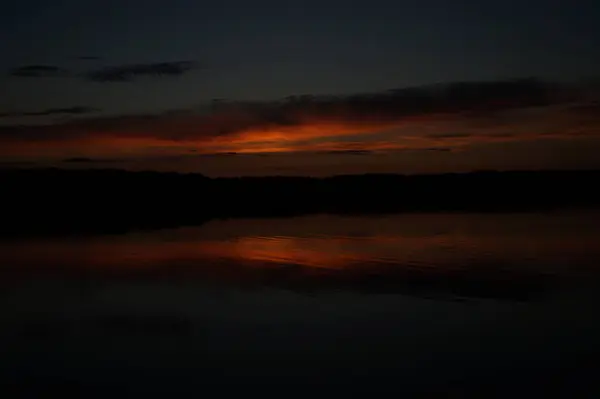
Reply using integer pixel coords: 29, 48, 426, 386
1, 78, 599, 161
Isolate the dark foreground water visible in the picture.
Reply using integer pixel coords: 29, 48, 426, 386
1, 211, 600, 397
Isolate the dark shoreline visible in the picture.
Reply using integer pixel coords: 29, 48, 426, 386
2, 168, 599, 238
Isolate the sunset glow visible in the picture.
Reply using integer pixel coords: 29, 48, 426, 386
2, 97, 600, 170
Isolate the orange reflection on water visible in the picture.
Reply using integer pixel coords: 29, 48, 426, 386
0, 234, 447, 274
1, 212, 600, 279
205, 236, 358, 269
0, 235, 359, 273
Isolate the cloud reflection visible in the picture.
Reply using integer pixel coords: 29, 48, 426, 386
3, 212, 599, 301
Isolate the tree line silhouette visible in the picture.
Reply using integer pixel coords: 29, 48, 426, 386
1, 168, 599, 237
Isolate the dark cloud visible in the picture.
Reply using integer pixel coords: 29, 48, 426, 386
62, 157, 98, 163
0, 111, 192, 143
0, 78, 597, 155
427, 133, 472, 139
323, 150, 373, 155
0, 107, 98, 118
184, 151, 270, 158
179, 78, 561, 139
8, 65, 69, 77
419, 147, 453, 152
8, 59, 199, 82
565, 102, 600, 115
0, 160, 36, 167
196, 152, 239, 157
26, 106, 98, 117
204, 77, 557, 129
86, 61, 200, 82
60, 157, 124, 164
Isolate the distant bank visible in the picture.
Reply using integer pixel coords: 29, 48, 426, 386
2, 168, 599, 238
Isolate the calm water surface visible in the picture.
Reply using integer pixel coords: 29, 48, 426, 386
1, 211, 600, 396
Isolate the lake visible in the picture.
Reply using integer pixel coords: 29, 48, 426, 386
1, 211, 600, 396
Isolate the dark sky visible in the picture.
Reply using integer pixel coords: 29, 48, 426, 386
1, 0, 599, 175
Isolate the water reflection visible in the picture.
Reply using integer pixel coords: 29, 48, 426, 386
2, 212, 600, 395
1, 211, 599, 301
